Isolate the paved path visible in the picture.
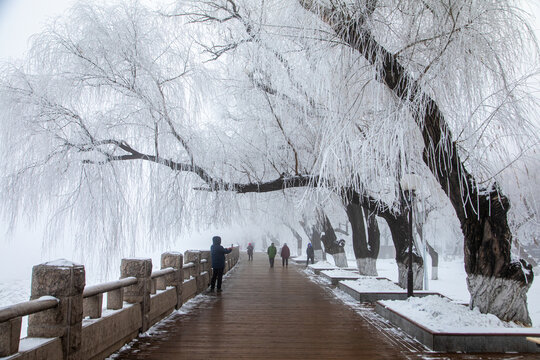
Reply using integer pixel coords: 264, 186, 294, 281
112, 253, 539, 359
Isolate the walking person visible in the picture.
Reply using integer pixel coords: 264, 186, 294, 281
267, 242, 277, 268
306, 242, 315, 266
280, 243, 290, 267
210, 236, 232, 292
247, 243, 254, 261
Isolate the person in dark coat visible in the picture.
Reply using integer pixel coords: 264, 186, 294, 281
210, 236, 232, 292
267, 242, 277, 268
280, 243, 290, 267
306, 242, 315, 266
247, 243, 254, 261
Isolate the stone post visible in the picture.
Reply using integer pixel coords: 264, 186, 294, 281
185, 251, 204, 292
199, 250, 210, 273
107, 288, 123, 310
160, 252, 183, 309
184, 251, 201, 275
0, 317, 21, 357
184, 250, 204, 294
199, 250, 211, 290
120, 258, 152, 332
28, 260, 85, 360
82, 294, 102, 319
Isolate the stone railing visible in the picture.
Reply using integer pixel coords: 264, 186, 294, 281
0, 246, 240, 359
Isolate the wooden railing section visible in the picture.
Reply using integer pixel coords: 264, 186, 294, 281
0, 246, 240, 359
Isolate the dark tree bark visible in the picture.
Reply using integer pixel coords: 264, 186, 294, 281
286, 225, 304, 257
364, 209, 381, 264
300, 217, 324, 261
300, 210, 346, 266
345, 201, 379, 275
378, 208, 424, 290
299, 0, 533, 324
344, 189, 422, 285
317, 209, 348, 267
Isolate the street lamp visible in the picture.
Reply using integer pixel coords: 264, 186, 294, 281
400, 173, 420, 298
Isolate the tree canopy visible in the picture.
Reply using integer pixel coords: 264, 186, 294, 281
0, 0, 539, 252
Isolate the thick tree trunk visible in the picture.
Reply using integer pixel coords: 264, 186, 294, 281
379, 210, 424, 290
345, 200, 379, 275
299, 0, 533, 324
365, 208, 381, 273
310, 227, 324, 261
317, 210, 348, 267
300, 218, 324, 262
288, 227, 303, 257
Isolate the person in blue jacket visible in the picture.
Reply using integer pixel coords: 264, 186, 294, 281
210, 236, 233, 292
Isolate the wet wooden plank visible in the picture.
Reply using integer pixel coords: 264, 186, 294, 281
112, 253, 540, 360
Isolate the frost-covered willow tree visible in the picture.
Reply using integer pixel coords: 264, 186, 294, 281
0, 2, 250, 256
292, 0, 540, 324
167, 0, 540, 321
1, 0, 539, 325
173, 0, 429, 282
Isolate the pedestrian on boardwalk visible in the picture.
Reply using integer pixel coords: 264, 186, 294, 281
267, 242, 277, 268
306, 242, 315, 266
247, 243, 254, 261
210, 236, 232, 292
280, 243, 290, 267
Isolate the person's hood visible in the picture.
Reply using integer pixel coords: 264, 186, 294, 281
212, 236, 221, 245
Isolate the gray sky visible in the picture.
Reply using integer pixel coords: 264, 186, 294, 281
0, 0, 75, 61
1, 0, 539, 61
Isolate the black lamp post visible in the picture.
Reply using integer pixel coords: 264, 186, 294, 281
401, 174, 418, 298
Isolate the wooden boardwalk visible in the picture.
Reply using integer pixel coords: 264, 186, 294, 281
112, 253, 539, 360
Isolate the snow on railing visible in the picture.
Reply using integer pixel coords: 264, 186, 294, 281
0, 296, 59, 323
0, 246, 240, 359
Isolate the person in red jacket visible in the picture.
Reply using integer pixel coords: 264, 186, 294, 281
280, 243, 291, 267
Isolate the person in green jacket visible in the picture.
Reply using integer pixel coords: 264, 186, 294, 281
267, 242, 277, 268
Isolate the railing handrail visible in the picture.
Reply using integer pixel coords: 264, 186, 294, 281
183, 262, 195, 269
0, 296, 59, 323
151, 267, 175, 279
83, 276, 138, 298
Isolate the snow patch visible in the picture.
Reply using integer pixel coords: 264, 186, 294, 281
380, 295, 527, 332
341, 278, 403, 292
18, 337, 56, 352
43, 259, 82, 267
320, 269, 360, 278
307, 261, 334, 269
